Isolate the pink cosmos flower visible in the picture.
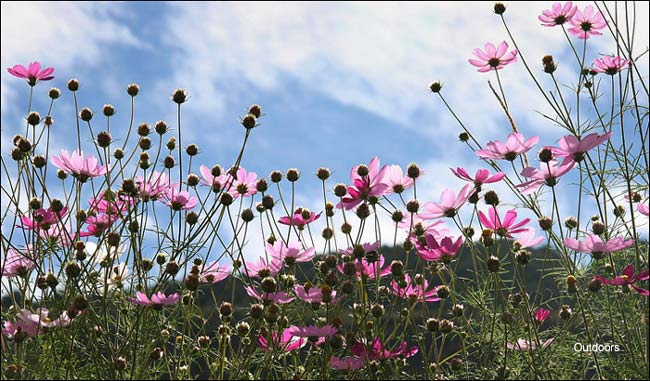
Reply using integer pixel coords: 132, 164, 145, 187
268, 240, 315, 266
278, 208, 322, 229
258, 328, 305, 352
162, 188, 198, 211
51, 150, 109, 182
507, 338, 554, 351
287, 325, 337, 338
593, 264, 649, 295
399, 214, 449, 242
390, 273, 441, 303
567, 5, 607, 39
468, 41, 518, 72
516, 159, 576, 194
592, 56, 630, 75
294, 285, 339, 304
20, 206, 67, 231
478, 208, 531, 238
245, 286, 295, 304
539, 2, 578, 26
136, 171, 172, 201
564, 235, 635, 255
415, 233, 463, 262
337, 156, 390, 210
199, 164, 233, 192
330, 356, 365, 370
451, 167, 505, 188
421, 184, 474, 218
7, 61, 54, 86
89, 193, 134, 216
2, 248, 35, 277
199, 261, 230, 283
514, 229, 545, 249
229, 167, 258, 198
245, 256, 282, 278
337, 255, 392, 280
340, 241, 380, 256
130, 291, 180, 309
476, 132, 540, 161
550, 132, 612, 163
534, 308, 551, 323
79, 213, 119, 237
638, 203, 649, 216
351, 338, 418, 360
384, 165, 415, 194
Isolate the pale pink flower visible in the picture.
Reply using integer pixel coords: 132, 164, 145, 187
258, 328, 305, 352
136, 171, 172, 201
514, 229, 545, 248
89, 193, 134, 216
384, 165, 415, 194
199, 261, 230, 283
2, 248, 35, 277
638, 203, 649, 216
516, 159, 576, 194
468, 41, 518, 72
539, 2, 578, 26
567, 5, 607, 39
294, 285, 339, 304
534, 308, 551, 323
268, 240, 315, 266
339, 241, 380, 256
592, 56, 630, 75
390, 273, 441, 303
162, 188, 198, 211
337, 156, 390, 210
476, 132, 540, 161
199, 164, 233, 192
229, 167, 258, 198
79, 213, 118, 237
287, 325, 337, 338
478, 208, 531, 238
245, 286, 294, 304
337, 255, 392, 280
564, 235, 635, 255
398, 214, 449, 242
451, 167, 505, 188
421, 184, 474, 218
593, 264, 649, 296
351, 337, 418, 360
2, 309, 41, 340
550, 132, 612, 163
20, 206, 67, 231
507, 338, 554, 350
330, 356, 365, 370
415, 234, 463, 262
7, 61, 54, 86
244, 256, 282, 278
51, 150, 109, 182
129, 291, 180, 308
278, 208, 322, 229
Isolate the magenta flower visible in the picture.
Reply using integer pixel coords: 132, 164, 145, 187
415, 234, 463, 262
337, 255, 392, 280
278, 207, 322, 229
390, 273, 441, 303
451, 167, 505, 188
287, 325, 337, 338
351, 337, 418, 360
295, 285, 339, 304
136, 171, 171, 201
514, 229, 545, 249
592, 55, 631, 75
7, 61, 54, 86
384, 165, 415, 194
199, 261, 230, 284
534, 308, 551, 323
567, 5, 607, 39
258, 329, 305, 352
162, 188, 198, 211
564, 235, 635, 256
638, 203, 649, 216
245, 286, 295, 304
51, 150, 109, 182
476, 132, 540, 161
268, 240, 315, 266
2, 247, 35, 278
20, 206, 67, 231
550, 132, 612, 163
422, 184, 474, 218
79, 213, 118, 237
129, 291, 180, 309
245, 256, 282, 278
478, 208, 531, 238
468, 41, 518, 72
507, 338, 554, 351
593, 264, 649, 296
516, 159, 576, 194
229, 167, 258, 198
330, 356, 365, 370
539, 2, 578, 26
337, 156, 389, 210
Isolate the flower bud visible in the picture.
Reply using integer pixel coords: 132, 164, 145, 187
96, 131, 112, 148
79, 107, 93, 122
286, 168, 299, 182
103, 104, 115, 117
49, 87, 61, 99
494, 2, 506, 14
127, 83, 140, 96
248, 104, 262, 118
27, 111, 40, 126
429, 81, 443, 93
241, 114, 256, 129
172, 88, 187, 104
316, 167, 330, 180
67, 78, 80, 91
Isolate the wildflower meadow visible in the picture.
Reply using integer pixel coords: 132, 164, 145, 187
1, 2, 648, 380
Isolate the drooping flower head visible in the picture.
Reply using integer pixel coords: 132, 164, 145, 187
539, 2, 578, 26
476, 132, 540, 161
592, 56, 630, 75
567, 5, 607, 39
7, 61, 54, 86
468, 41, 518, 72
51, 150, 109, 183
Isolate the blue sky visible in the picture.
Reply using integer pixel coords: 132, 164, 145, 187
2, 2, 648, 254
